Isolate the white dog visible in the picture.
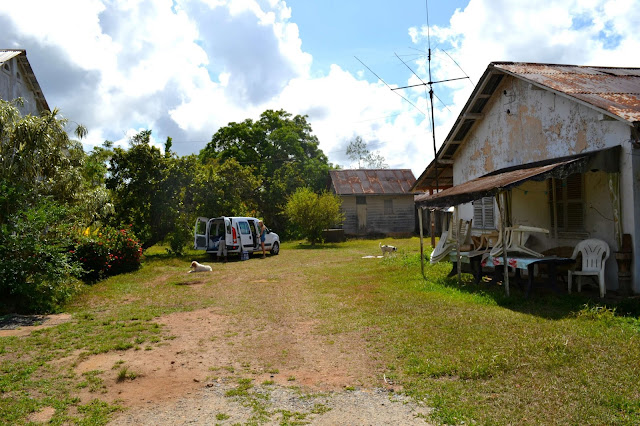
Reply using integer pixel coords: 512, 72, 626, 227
189, 261, 212, 273
380, 242, 397, 255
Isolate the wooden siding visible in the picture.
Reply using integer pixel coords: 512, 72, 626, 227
340, 195, 415, 235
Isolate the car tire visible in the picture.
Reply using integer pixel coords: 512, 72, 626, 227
270, 242, 280, 255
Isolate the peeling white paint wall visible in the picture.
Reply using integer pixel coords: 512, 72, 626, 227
454, 76, 631, 183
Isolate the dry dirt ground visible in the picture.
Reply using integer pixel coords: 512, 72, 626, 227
6, 252, 432, 425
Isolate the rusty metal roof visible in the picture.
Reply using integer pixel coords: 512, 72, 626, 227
0, 49, 22, 63
415, 147, 619, 208
0, 49, 50, 112
329, 169, 416, 195
495, 62, 640, 123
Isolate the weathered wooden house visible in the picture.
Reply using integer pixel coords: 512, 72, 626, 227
413, 62, 640, 295
0, 49, 49, 115
329, 169, 416, 236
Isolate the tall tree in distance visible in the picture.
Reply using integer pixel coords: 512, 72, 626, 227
199, 110, 332, 236
346, 136, 388, 169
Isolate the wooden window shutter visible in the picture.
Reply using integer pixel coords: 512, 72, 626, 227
548, 174, 584, 232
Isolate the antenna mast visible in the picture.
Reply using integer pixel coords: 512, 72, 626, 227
426, 0, 438, 192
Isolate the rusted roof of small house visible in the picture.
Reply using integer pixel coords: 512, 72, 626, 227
329, 169, 416, 195
0, 49, 49, 113
412, 61, 640, 192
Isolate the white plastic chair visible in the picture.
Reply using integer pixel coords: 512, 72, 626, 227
568, 239, 610, 298
430, 218, 473, 264
506, 225, 549, 258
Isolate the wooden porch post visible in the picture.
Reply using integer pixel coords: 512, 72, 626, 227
500, 191, 510, 296
430, 209, 436, 248
455, 205, 462, 284
418, 206, 424, 277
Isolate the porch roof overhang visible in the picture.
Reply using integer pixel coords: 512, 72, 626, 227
415, 146, 620, 208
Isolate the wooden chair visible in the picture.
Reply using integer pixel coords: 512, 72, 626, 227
568, 239, 610, 298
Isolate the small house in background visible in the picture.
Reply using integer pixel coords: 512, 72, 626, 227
0, 49, 49, 115
329, 169, 416, 237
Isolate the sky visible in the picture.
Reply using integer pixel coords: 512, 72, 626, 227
1, 0, 639, 177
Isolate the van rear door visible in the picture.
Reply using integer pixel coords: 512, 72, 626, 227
237, 219, 255, 252
194, 217, 209, 250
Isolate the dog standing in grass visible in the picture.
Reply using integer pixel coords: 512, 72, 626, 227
189, 261, 212, 273
379, 242, 397, 256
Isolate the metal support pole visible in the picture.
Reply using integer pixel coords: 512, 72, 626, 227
455, 206, 461, 284
418, 206, 425, 277
500, 191, 510, 296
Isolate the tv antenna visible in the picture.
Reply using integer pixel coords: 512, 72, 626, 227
355, 0, 471, 192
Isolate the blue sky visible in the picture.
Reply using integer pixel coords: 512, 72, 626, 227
0, 0, 638, 176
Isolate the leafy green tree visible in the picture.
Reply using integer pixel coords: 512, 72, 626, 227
0, 99, 88, 312
285, 187, 344, 245
346, 135, 388, 169
0, 99, 87, 219
200, 110, 332, 236
107, 130, 196, 248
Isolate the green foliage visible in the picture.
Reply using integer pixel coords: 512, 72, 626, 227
107, 131, 196, 248
0, 200, 83, 313
285, 187, 344, 245
73, 226, 143, 283
200, 110, 332, 237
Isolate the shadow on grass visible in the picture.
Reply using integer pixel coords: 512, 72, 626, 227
292, 243, 343, 250
426, 266, 640, 321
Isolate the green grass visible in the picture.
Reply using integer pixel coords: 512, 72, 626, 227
1, 239, 638, 425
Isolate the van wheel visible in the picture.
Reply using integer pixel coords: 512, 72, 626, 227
270, 242, 280, 255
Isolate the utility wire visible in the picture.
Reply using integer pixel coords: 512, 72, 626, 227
354, 56, 427, 116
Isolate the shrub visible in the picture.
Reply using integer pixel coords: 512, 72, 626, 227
285, 187, 344, 245
74, 226, 143, 282
0, 200, 83, 313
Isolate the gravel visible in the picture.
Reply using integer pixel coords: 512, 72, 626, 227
109, 380, 432, 425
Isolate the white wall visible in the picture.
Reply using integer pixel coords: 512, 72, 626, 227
0, 57, 40, 116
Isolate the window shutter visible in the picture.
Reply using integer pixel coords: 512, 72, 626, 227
473, 200, 484, 227
547, 174, 584, 233
483, 197, 494, 229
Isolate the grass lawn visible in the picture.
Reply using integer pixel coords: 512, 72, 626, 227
1, 238, 639, 425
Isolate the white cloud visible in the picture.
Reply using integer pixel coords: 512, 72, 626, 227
0, 0, 638, 177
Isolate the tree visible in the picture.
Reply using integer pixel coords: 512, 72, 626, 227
106, 130, 195, 248
346, 136, 388, 169
285, 187, 344, 245
0, 99, 87, 312
200, 110, 332, 236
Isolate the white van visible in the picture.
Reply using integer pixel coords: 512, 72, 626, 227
194, 216, 280, 257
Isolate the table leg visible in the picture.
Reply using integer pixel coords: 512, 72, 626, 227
471, 257, 482, 284
549, 263, 558, 292
526, 264, 535, 297
448, 262, 458, 278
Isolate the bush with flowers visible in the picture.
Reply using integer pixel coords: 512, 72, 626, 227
73, 225, 143, 282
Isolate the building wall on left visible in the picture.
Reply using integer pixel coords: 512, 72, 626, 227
0, 56, 40, 116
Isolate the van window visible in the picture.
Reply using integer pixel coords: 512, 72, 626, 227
225, 218, 231, 234
196, 220, 206, 235
238, 221, 251, 235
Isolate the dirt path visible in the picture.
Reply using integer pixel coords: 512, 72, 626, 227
20, 249, 432, 424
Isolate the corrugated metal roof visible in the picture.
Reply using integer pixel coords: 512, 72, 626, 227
0, 49, 23, 63
415, 147, 619, 208
329, 169, 416, 195
495, 62, 640, 123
